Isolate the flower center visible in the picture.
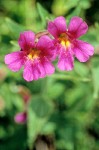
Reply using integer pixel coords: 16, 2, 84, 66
58, 33, 71, 48
28, 49, 40, 60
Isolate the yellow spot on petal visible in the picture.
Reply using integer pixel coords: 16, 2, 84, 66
65, 40, 70, 47
61, 40, 66, 47
28, 49, 40, 60
59, 33, 71, 49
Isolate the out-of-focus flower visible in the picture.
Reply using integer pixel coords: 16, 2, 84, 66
47, 16, 94, 71
5, 31, 56, 82
14, 112, 27, 124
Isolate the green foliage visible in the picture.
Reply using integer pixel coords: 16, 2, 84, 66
0, 0, 99, 150
27, 95, 54, 148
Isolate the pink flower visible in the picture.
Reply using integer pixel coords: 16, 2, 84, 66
47, 16, 94, 71
5, 31, 55, 81
14, 112, 27, 124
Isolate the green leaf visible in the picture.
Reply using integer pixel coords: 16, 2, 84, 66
10, 40, 19, 47
92, 67, 99, 99
27, 96, 53, 148
66, 7, 81, 21
30, 96, 52, 118
0, 127, 27, 150
79, 0, 91, 9
41, 122, 56, 135
52, 0, 79, 16
47, 82, 65, 99
74, 61, 89, 77
56, 123, 75, 150
5, 17, 25, 38
37, 3, 52, 27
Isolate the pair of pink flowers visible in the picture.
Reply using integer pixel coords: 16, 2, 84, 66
5, 16, 94, 82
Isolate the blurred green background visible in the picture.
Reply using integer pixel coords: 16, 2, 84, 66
0, 0, 99, 149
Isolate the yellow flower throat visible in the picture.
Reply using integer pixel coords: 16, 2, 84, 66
58, 33, 71, 48
28, 49, 40, 60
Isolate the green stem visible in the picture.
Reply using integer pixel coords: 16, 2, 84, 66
50, 74, 91, 82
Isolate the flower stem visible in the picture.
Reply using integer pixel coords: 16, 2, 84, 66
50, 74, 91, 82
35, 30, 49, 39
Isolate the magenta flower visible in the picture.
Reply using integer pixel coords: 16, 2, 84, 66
48, 16, 94, 71
5, 31, 55, 81
14, 112, 27, 124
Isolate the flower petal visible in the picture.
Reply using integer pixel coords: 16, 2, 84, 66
23, 60, 40, 82
73, 40, 94, 62
40, 58, 55, 76
5, 51, 25, 72
32, 63, 40, 80
68, 16, 88, 38
37, 62, 46, 78
48, 21, 59, 38
18, 31, 35, 50
36, 35, 57, 60
37, 35, 53, 50
48, 16, 67, 38
23, 60, 34, 82
54, 16, 67, 33
58, 49, 74, 71
14, 112, 27, 124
